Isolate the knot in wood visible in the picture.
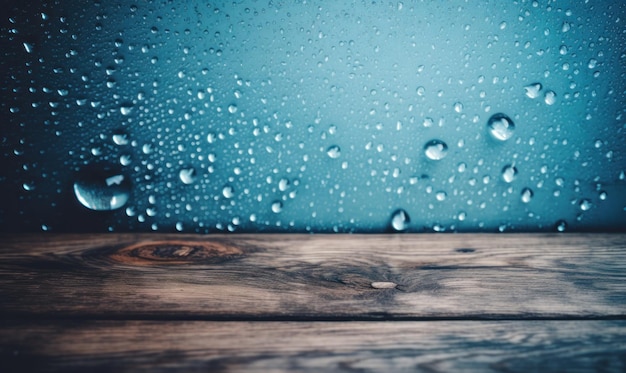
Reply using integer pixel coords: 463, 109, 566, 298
109, 240, 243, 266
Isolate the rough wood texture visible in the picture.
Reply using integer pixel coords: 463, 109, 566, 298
1, 233, 625, 319
1, 320, 625, 372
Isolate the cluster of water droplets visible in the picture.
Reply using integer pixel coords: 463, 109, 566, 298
3, 1, 624, 233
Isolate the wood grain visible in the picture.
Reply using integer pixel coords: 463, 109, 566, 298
1, 320, 625, 372
1, 233, 625, 319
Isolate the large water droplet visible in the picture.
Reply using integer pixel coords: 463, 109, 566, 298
179, 167, 197, 184
544, 90, 557, 105
501, 165, 518, 183
390, 209, 410, 231
222, 185, 235, 198
271, 201, 283, 213
487, 113, 515, 141
424, 139, 448, 160
73, 167, 131, 211
112, 132, 129, 146
327, 145, 341, 159
523, 83, 542, 99
120, 104, 133, 115
579, 199, 592, 211
521, 187, 533, 203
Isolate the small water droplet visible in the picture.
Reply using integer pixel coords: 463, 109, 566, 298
227, 104, 238, 114
502, 165, 518, 183
556, 220, 567, 232
435, 191, 447, 201
73, 167, 131, 211
390, 209, 410, 231
179, 167, 197, 184
327, 145, 341, 159
521, 187, 533, 203
523, 83, 542, 99
487, 113, 515, 141
453, 102, 463, 113
424, 139, 448, 160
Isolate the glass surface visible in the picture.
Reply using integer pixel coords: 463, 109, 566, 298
1, 1, 625, 232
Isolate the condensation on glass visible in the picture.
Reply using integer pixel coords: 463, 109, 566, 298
1, 1, 625, 233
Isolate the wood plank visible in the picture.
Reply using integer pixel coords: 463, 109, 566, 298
1, 233, 625, 319
1, 320, 625, 372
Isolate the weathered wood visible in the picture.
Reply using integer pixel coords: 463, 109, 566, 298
1, 320, 625, 372
1, 233, 625, 319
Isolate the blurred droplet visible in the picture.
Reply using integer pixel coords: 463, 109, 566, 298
271, 201, 283, 213
579, 199, 592, 211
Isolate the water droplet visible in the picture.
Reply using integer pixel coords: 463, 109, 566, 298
222, 185, 235, 198
23, 42, 33, 53
327, 145, 341, 159
561, 21, 571, 32
520, 188, 533, 203
422, 117, 434, 127
544, 90, 557, 105
73, 167, 131, 211
278, 178, 290, 192
120, 104, 133, 115
112, 132, 129, 146
453, 102, 463, 113
179, 167, 197, 184
523, 83, 542, 99
556, 220, 567, 232
424, 139, 448, 160
599, 191, 607, 201
588, 58, 598, 69
416, 86, 425, 96
487, 113, 515, 141
501, 165, 518, 183
271, 201, 283, 213
579, 199, 592, 211
119, 154, 132, 166
435, 191, 447, 201
390, 209, 410, 231
227, 104, 238, 114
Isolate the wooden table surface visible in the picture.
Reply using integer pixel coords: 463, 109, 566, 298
1, 233, 625, 372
